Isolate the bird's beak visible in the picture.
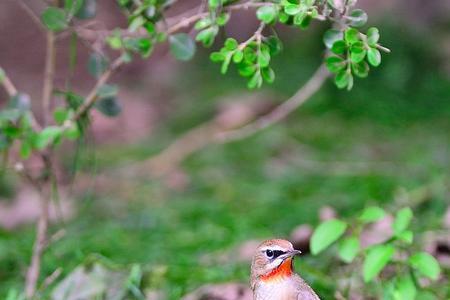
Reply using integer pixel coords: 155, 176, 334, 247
280, 249, 302, 260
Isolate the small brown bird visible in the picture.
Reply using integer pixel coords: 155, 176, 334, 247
251, 239, 320, 300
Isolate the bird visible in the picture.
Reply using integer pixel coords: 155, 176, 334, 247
250, 239, 320, 300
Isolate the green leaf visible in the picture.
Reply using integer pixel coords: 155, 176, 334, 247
363, 245, 395, 282
106, 32, 123, 50
325, 56, 346, 73
247, 72, 262, 89
232, 50, 244, 63
238, 64, 256, 77
95, 97, 122, 117
220, 54, 232, 74
169, 33, 196, 61
87, 53, 109, 78
224, 38, 238, 51
338, 237, 360, 263
350, 41, 366, 63
331, 40, 347, 55
366, 27, 380, 46
359, 206, 385, 223
415, 291, 437, 300
367, 47, 381, 67
63, 123, 80, 140
266, 36, 283, 55
196, 27, 218, 47
216, 13, 230, 26
261, 67, 275, 84
352, 61, 369, 78
409, 252, 441, 280
257, 5, 278, 24
210, 52, 225, 62
243, 47, 257, 63
64, 0, 83, 16
323, 29, 343, 49
297, 14, 311, 29
208, 0, 220, 9
393, 275, 417, 300
41, 7, 68, 32
397, 230, 413, 244
136, 38, 153, 58
335, 70, 352, 89
311, 219, 347, 255
393, 207, 413, 235
348, 9, 367, 27
20, 141, 32, 159
284, 4, 302, 16
75, 0, 96, 19
344, 28, 360, 45
129, 16, 145, 32
258, 47, 271, 68
195, 17, 212, 30
53, 107, 69, 125
35, 126, 62, 149
97, 84, 118, 99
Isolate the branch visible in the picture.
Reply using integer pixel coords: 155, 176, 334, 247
42, 31, 56, 126
0, 67, 18, 96
139, 64, 330, 176
214, 64, 330, 142
25, 185, 50, 299
71, 56, 124, 121
25, 24, 58, 299
17, 0, 46, 32
74, 1, 268, 44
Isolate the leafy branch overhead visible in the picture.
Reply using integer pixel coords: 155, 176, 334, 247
0, 0, 390, 163
112, 0, 390, 90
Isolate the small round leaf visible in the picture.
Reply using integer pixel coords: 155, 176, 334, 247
367, 47, 381, 67
257, 5, 278, 24
169, 33, 196, 61
41, 7, 68, 32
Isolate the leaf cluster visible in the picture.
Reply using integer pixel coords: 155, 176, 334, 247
310, 206, 442, 299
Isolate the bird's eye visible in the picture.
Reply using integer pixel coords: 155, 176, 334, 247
265, 250, 274, 258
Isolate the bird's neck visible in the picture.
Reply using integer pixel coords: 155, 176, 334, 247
260, 258, 294, 282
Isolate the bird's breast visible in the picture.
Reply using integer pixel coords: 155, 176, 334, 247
254, 277, 298, 300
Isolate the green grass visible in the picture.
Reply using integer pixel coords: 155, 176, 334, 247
1, 23, 449, 298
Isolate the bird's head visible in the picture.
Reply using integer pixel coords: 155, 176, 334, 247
250, 239, 301, 287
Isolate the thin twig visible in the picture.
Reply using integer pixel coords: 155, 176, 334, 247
214, 64, 330, 142
25, 184, 50, 299
42, 31, 56, 126
17, 0, 46, 32
0, 67, 18, 96
40, 268, 62, 291
71, 57, 124, 121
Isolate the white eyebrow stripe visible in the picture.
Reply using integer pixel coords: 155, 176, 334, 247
260, 245, 288, 252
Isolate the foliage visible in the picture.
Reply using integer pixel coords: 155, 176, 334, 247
311, 206, 443, 298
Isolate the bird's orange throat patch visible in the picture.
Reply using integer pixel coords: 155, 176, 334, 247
260, 258, 293, 282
